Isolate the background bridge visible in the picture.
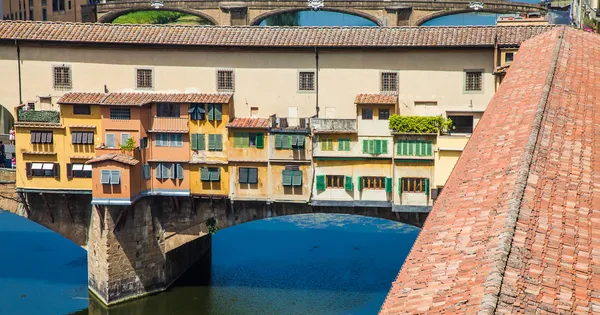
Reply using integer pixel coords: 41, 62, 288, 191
82, 0, 547, 26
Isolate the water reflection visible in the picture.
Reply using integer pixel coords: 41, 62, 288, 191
259, 10, 378, 26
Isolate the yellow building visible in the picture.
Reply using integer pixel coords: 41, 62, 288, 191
188, 96, 233, 198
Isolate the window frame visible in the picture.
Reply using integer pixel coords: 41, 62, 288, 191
447, 115, 474, 134
109, 107, 131, 120
464, 69, 484, 93
378, 108, 390, 120
71, 131, 94, 145
157, 103, 180, 117
105, 133, 117, 149
362, 176, 386, 190
326, 175, 345, 189
52, 64, 72, 90
135, 68, 154, 89
401, 177, 426, 193
73, 104, 91, 115
505, 52, 514, 64
216, 69, 235, 92
380, 71, 398, 94
362, 108, 373, 120
298, 70, 316, 92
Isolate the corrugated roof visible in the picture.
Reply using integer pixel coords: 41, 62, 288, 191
381, 26, 600, 314
355, 93, 397, 104
226, 118, 270, 129
0, 21, 557, 48
87, 153, 139, 166
58, 92, 232, 106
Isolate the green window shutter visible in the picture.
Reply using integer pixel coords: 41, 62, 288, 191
282, 170, 292, 186
426, 141, 432, 156
241, 132, 249, 148
398, 177, 403, 194
256, 133, 264, 149
362, 140, 368, 153
292, 171, 302, 186
215, 134, 223, 151
357, 176, 363, 191
396, 141, 401, 155
416, 140, 422, 156
191, 134, 198, 150
344, 176, 353, 191
291, 135, 298, 147
275, 134, 282, 149
402, 141, 408, 156
316, 175, 325, 190
198, 134, 205, 151
248, 168, 258, 184
284, 135, 292, 149
369, 140, 375, 154
424, 178, 429, 195
207, 104, 214, 120
210, 168, 220, 181
234, 132, 241, 148
239, 167, 248, 183
374, 140, 382, 155
214, 104, 222, 121
200, 168, 209, 181
385, 177, 393, 193
407, 140, 414, 155
208, 134, 215, 150
297, 136, 305, 148
382, 140, 388, 154
327, 139, 333, 151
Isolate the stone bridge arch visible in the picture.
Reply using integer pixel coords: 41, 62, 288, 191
248, 8, 383, 26
97, 7, 218, 24
415, 8, 535, 26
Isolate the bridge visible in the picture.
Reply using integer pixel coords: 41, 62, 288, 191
81, 0, 547, 26
381, 26, 600, 314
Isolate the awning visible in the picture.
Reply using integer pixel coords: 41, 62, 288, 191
42, 163, 54, 170
83, 164, 92, 171
32, 163, 43, 170
72, 164, 84, 171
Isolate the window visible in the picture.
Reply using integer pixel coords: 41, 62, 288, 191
189, 104, 205, 120
396, 140, 433, 156
191, 134, 205, 150
42, 8, 47, 20
326, 175, 344, 188
239, 167, 258, 184
71, 131, 94, 145
362, 139, 388, 155
73, 104, 90, 115
140, 137, 149, 149
448, 115, 474, 133
53, 65, 71, 90
105, 133, 116, 148
100, 170, 120, 185
251, 107, 259, 118
414, 101, 438, 106
143, 164, 150, 179
320, 138, 333, 151
136, 69, 153, 89
275, 134, 304, 150
361, 176, 386, 190
68, 163, 92, 178
120, 133, 131, 146
381, 72, 398, 93
207, 104, 222, 121
207, 134, 223, 151
42, 0, 47, 5
30, 131, 53, 144
27, 162, 59, 177
298, 71, 315, 91
68, 0, 71, 10
282, 170, 302, 186
465, 71, 483, 91
157, 103, 180, 117
234, 132, 264, 149
155, 163, 169, 179
401, 177, 429, 193
110, 108, 131, 120
217, 70, 234, 91
52, 0, 65, 12
154, 134, 183, 147
337, 138, 350, 151
29, 9, 33, 20
378, 108, 390, 120
505, 52, 514, 63
200, 167, 220, 182
362, 108, 373, 120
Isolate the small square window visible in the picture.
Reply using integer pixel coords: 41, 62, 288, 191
136, 69, 153, 89
381, 72, 398, 93
378, 108, 390, 120
110, 108, 131, 120
53, 65, 72, 90
362, 108, 373, 120
505, 52, 514, 63
465, 71, 482, 91
73, 104, 90, 115
217, 70, 234, 91
298, 71, 315, 91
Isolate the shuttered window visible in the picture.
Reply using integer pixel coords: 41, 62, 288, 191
361, 176, 386, 190
201, 167, 220, 182
28, 162, 59, 177
30, 131, 53, 144
155, 163, 171, 179
120, 133, 131, 146
239, 167, 258, 184
155, 134, 183, 147
401, 177, 429, 194
338, 139, 351, 151
396, 140, 433, 156
176, 164, 184, 180
362, 140, 388, 154
344, 176, 353, 191
189, 103, 206, 121
100, 170, 111, 184
67, 163, 92, 178
234, 132, 263, 148
326, 175, 344, 188
143, 164, 150, 179
72, 132, 94, 145
320, 138, 334, 151
207, 104, 223, 121
110, 170, 120, 185
282, 170, 302, 186
191, 134, 206, 151
208, 134, 223, 151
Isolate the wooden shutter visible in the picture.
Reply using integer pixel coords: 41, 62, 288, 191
170, 163, 176, 179
374, 140, 382, 154
316, 175, 325, 190
327, 139, 333, 151
424, 178, 429, 195
198, 134, 205, 150
368, 140, 375, 154
248, 168, 258, 184
214, 105, 222, 121
177, 164, 184, 180
282, 170, 292, 186
385, 177, 393, 193
54, 163, 60, 178
66, 163, 73, 178
362, 140, 368, 153
398, 177, 403, 194
239, 167, 248, 183
215, 134, 223, 151
426, 141, 432, 156
256, 133, 264, 149
344, 176, 353, 191
191, 134, 198, 150
110, 170, 120, 184
207, 104, 214, 120
297, 136, 305, 148
26, 162, 32, 177
382, 140, 388, 154
320, 138, 327, 151
210, 168, 220, 181
407, 140, 414, 155
283, 135, 291, 149
208, 134, 215, 150
200, 167, 210, 181
292, 171, 302, 186
291, 135, 298, 147
143, 164, 150, 179
106, 134, 116, 148
155, 164, 161, 179
275, 134, 282, 149
357, 176, 363, 191
241, 132, 249, 148
234, 132, 241, 148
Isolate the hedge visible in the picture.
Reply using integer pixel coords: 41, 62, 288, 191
389, 115, 452, 134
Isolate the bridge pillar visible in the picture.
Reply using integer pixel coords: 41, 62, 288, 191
87, 197, 212, 305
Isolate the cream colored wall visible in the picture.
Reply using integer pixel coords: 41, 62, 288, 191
434, 135, 469, 187
393, 162, 433, 206
0, 45, 496, 128
357, 104, 394, 136
313, 134, 392, 158
3, 0, 87, 21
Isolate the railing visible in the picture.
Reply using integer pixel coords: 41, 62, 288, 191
270, 116, 310, 129
17, 109, 60, 123
150, 116, 189, 132
311, 119, 357, 132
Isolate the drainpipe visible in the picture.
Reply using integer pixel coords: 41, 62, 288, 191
315, 47, 319, 118
16, 40, 22, 105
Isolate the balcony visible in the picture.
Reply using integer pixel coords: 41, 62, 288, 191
270, 116, 310, 132
311, 119, 357, 134
148, 117, 189, 133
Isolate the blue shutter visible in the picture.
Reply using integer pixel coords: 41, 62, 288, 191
155, 164, 161, 179
282, 170, 292, 186
248, 168, 258, 184
200, 167, 210, 181
177, 164, 184, 179
207, 104, 214, 120
292, 171, 302, 186
170, 163, 176, 179
110, 170, 120, 185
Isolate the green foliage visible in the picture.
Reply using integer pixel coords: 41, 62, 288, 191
207, 218, 219, 234
112, 11, 213, 25
264, 12, 300, 26
120, 137, 136, 152
18, 110, 60, 123
389, 115, 452, 134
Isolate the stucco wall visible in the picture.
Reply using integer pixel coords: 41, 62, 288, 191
229, 163, 269, 200
270, 163, 311, 202
189, 164, 229, 196
189, 103, 229, 164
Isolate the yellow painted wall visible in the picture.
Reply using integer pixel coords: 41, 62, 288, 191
190, 164, 229, 197
190, 103, 230, 164
270, 164, 311, 202
229, 163, 269, 200
228, 129, 269, 161
312, 134, 359, 157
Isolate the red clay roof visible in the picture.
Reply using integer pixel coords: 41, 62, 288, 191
355, 93, 397, 104
59, 92, 232, 106
0, 21, 556, 48
226, 118, 270, 129
381, 26, 600, 314
87, 153, 139, 166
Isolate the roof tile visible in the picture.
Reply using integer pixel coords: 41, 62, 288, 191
226, 118, 270, 129
355, 93, 397, 104
58, 92, 232, 106
87, 153, 139, 166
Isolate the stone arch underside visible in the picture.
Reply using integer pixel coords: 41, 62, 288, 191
415, 8, 530, 26
98, 7, 218, 24
248, 8, 383, 26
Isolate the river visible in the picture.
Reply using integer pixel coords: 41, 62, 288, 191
0, 211, 420, 315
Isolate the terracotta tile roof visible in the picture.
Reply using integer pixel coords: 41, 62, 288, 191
22, 151, 56, 155
69, 155, 94, 160
226, 118, 270, 129
14, 122, 63, 128
0, 21, 557, 48
381, 26, 600, 314
354, 93, 397, 104
58, 92, 232, 106
69, 124, 96, 128
87, 153, 138, 166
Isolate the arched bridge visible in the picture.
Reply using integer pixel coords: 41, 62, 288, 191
81, 0, 547, 26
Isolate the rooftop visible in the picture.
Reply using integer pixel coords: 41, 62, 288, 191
227, 118, 270, 129
355, 93, 397, 105
381, 26, 600, 314
87, 153, 139, 166
58, 92, 232, 106
311, 118, 357, 134
0, 21, 557, 48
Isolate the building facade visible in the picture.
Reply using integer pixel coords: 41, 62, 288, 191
2, 0, 88, 22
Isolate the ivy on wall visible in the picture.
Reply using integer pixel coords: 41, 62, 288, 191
389, 115, 452, 134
